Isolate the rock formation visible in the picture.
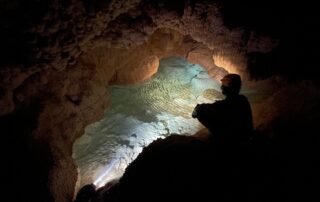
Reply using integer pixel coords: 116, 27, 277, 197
0, 0, 318, 201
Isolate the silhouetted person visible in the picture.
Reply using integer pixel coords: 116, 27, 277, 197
192, 74, 253, 144
74, 183, 96, 202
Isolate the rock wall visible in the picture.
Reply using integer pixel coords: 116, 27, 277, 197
0, 0, 318, 201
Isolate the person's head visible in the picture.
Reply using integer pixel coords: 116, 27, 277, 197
220, 74, 242, 96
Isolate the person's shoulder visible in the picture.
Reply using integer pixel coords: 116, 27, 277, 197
207, 100, 226, 110
198, 101, 220, 109
198, 103, 212, 110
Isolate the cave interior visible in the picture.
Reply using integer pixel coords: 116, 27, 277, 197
0, 0, 319, 202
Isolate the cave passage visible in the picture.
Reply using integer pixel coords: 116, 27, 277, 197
73, 57, 223, 188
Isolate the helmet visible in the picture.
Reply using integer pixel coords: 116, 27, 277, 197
221, 74, 241, 93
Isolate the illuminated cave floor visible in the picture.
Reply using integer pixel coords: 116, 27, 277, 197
73, 57, 223, 188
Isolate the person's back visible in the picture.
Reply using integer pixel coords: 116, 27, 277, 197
216, 94, 253, 142
192, 74, 253, 143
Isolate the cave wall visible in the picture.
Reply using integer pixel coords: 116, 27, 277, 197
0, 0, 319, 201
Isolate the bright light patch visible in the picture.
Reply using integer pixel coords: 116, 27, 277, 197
73, 57, 223, 188
93, 158, 118, 187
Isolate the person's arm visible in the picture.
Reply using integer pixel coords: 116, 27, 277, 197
193, 103, 215, 129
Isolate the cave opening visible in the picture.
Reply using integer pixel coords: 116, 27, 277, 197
73, 56, 223, 188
